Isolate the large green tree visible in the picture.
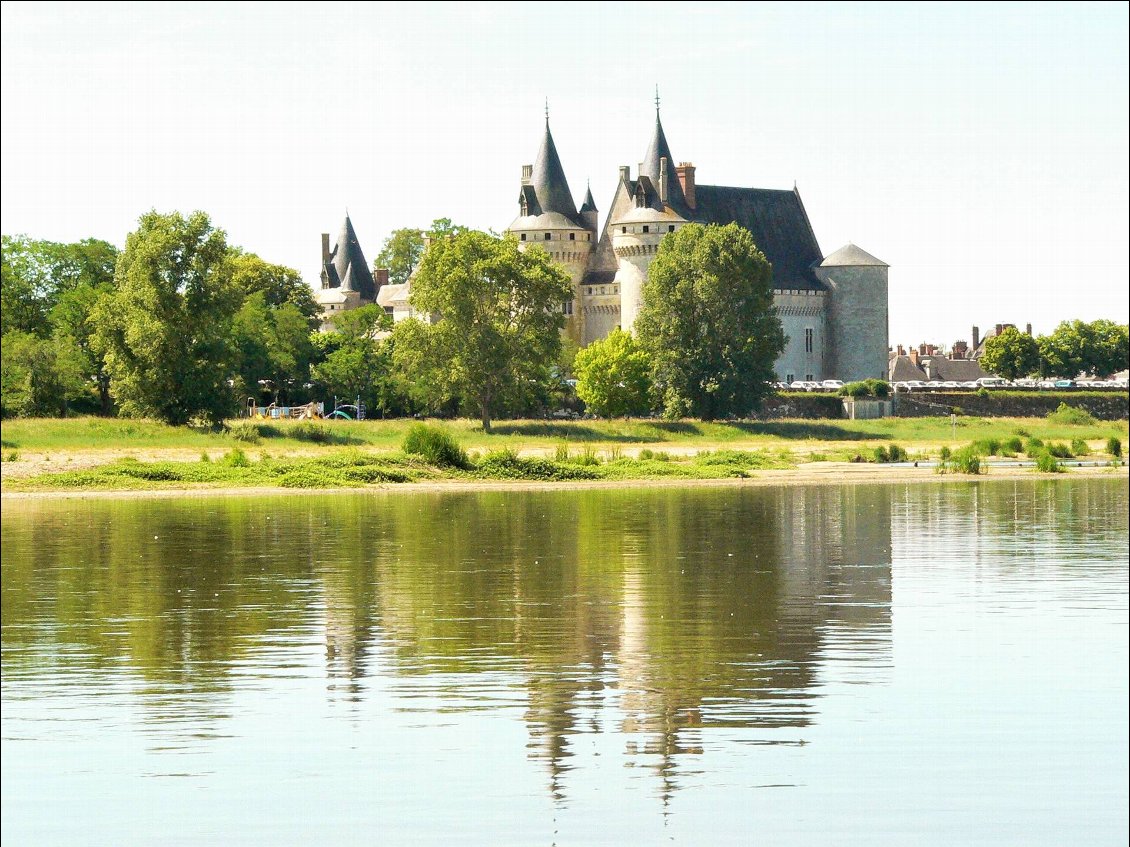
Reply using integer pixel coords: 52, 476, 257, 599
1, 330, 87, 417
573, 329, 652, 418
93, 211, 240, 426
374, 228, 426, 286
393, 230, 572, 430
1038, 319, 1130, 378
311, 304, 401, 416
230, 253, 320, 322
980, 326, 1041, 380
635, 222, 785, 420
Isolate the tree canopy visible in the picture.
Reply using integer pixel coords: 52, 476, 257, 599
1038, 319, 1130, 378
93, 210, 240, 426
635, 222, 785, 420
980, 326, 1041, 380
573, 329, 652, 418
393, 230, 572, 430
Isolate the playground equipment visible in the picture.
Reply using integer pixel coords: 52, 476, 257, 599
246, 399, 325, 420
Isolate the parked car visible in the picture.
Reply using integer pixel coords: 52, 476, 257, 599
1054, 379, 1075, 389
976, 377, 1010, 388
821, 379, 845, 391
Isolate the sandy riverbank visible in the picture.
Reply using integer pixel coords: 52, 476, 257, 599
2, 461, 1124, 501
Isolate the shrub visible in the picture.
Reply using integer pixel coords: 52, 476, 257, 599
1004, 436, 1024, 453
402, 423, 469, 468
1047, 402, 1097, 426
570, 445, 601, 466
950, 446, 981, 474
976, 388, 990, 399
1024, 437, 1044, 458
200, 452, 212, 463
1035, 450, 1062, 473
1107, 436, 1122, 458
887, 443, 908, 462
1070, 438, 1089, 457
1046, 442, 1072, 459
289, 421, 335, 444
971, 438, 1001, 456
229, 421, 262, 444
475, 449, 599, 481
3, 450, 18, 462
639, 448, 671, 461
840, 379, 891, 398
939, 446, 951, 461
554, 442, 570, 462
222, 448, 251, 468
873, 445, 889, 463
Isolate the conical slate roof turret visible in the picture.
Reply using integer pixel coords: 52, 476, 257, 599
531, 119, 579, 221
328, 214, 375, 300
580, 184, 598, 213
640, 109, 688, 213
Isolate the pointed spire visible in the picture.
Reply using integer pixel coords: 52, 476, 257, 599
641, 102, 687, 211
530, 118, 578, 219
580, 182, 598, 213
331, 213, 375, 299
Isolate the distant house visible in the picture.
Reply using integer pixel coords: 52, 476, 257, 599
888, 343, 992, 383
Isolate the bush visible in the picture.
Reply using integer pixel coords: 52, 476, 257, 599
402, 423, 469, 468
222, 448, 251, 468
939, 446, 951, 461
200, 452, 212, 463
840, 379, 891, 398
1035, 450, 1062, 473
1047, 402, 1097, 426
1024, 437, 1044, 458
229, 421, 263, 444
971, 438, 1001, 456
3, 450, 18, 462
950, 446, 981, 474
638, 448, 671, 461
554, 442, 570, 462
1046, 442, 1073, 459
1004, 436, 1024, 453
475, 449, 599, 481
289, 421, 335, 444
1107, 436, 1122, 458
1070, 438, 1089, 457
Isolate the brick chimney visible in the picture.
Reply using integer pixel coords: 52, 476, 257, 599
521, 164, 532, 185
1025, 323, 1033, 336
675, 162, 696, 210
972, 325, 980, 350
909, 348, 919, 366
897, 344, 906, 356
918, 343, 927, 356
952, 340, 968, 360
619, 165, 631, 184
321, 233, 330, 264
995, 323, 1005, 336
374, 268, 389, 289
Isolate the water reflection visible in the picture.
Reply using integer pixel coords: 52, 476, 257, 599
1, 485, 903, 803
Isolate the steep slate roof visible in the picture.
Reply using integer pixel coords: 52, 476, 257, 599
327, 215, 376, 300
531, 120, 579, 221
820, 243, 888, 267
640, 112, 689, 215
580, 185, 598, 213
692, 185, 825, 290
889, 355, 991, 382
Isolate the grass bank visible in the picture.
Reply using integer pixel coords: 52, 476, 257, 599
2, 414, 1125, 492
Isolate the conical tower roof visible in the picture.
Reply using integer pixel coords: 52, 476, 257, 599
531, 119, 579, 220
640, 110, 687, 212
330, 215, 375, 299
580, 184, 598, 213
820, 243, 888, 267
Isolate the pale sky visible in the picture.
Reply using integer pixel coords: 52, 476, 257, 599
2, 1, 1127, 347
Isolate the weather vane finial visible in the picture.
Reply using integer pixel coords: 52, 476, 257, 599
655, 85, 660, 114
545, 98, 549, 125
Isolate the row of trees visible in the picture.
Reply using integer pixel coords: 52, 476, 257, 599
980, 321, 1128, 381
3, 212, 786, 427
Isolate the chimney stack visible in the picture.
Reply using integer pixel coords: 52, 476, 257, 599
675, 162, 696, 210
909, 348, 919, 366
375, 268, 389, 289
995, 323, 1004, 336
897, 344, 906, 356
972, 325, 980, 350
619, 165, 631, 183
521, 164, 532, 184
1026, 322, 1033, 336
321, 233, 330, 264
952, 340, 968, 360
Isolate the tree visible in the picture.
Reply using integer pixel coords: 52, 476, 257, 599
1, 330, 87, 417
573, 329, 652, 417
375, 228, 426, 286
311, 304, 399, 416
635, 222, 785, 420
232, 293, 316, 405
1038, 320, 1129, 379
93, 211, 239, 426
230, 253, 320, 322
980, 326, 1041, 380
394, 230, 572, 430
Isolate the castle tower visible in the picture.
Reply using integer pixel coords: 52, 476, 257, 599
506, 115, 595, 344
814, 244, 889, 382
315, 212, 372, 330
611, 108, 689, 334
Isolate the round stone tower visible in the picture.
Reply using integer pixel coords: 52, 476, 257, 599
813, 243, 889, 382
506, 118, 597, 344
611, 201, 685, 332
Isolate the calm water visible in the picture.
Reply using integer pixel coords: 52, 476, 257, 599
2, 480, 1127, 845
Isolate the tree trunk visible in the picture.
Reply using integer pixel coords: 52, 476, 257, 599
480, 391, 492, 433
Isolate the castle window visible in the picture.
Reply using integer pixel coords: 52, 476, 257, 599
805, 327, 814, 353
520, 233, 526, 241
586, 233, 591, 241
569, 232, 575, 241
668, 225, 675, 232
600, 287, 606, 295
563, 301, 573, 316
806, 374, 814, 382
786, 374, 795, 384
643, 225, 649, 233
613, 286, 618, 294
544, 232, 551, 241
621, 227, 627, 234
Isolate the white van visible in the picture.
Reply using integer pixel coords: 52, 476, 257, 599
975, 377, 1010, 388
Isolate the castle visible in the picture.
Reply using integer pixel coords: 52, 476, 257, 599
318, 106, 889, 384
